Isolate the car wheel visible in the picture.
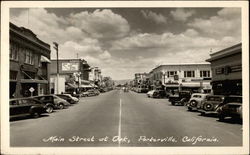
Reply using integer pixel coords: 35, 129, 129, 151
188, 107, 192, 111
190, 101, 197, 107
200, 112, 205, 116
31, 112, 40, 118
171, 102, 175, 106
46, 106, 53, 113
59, 103, 64, 109
218, 114, 225, 121
203, 103, 213, 111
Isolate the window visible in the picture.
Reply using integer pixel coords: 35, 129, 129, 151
184, 71, 195, 77
200, 70, 210, 77
10, 42, 19, 60
215, 68, 224, 75
25, 49, 34, 65
167, 71, 177, 77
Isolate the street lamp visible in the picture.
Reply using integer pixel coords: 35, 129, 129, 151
75, 72, 81, 93
53, 42, 59, 94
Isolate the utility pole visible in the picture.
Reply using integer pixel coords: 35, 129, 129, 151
53, 42, 59, 94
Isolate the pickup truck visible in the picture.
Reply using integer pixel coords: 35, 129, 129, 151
168, 90, 192, 106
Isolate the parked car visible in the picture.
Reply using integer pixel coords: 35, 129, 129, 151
168, 90, 192, 105
186, 93, 209, 111
152, 89, 167, 98
216, 96, 242, 121
56, 94, 79, 104
147, 90, 155, 98
197, 95, 224, 115
81, 89, 99, 97
10, 98, 46, 119
32, 95, 70, 110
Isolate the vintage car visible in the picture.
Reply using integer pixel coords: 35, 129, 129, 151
10, 98, 46, 119
32, 95, 70, 110
197, 95, 224, 115
216, 96, 242, 121
168, 90, 192, 106
147, 90, 155, 98
81, 89, 99, 97
152, 90, 168, 98
56, 94, 79, 104
186, 93, 209, 111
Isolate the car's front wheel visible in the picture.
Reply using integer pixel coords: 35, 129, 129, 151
218, 114, 225, 121
58, 103, 64, 109
188, 107, 192, 111
46, 106, 53, 113
31, 112, 40, 118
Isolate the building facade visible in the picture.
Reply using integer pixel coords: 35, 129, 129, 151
206, 43, 242, 95
89, 67, 102, 86
10, 22, 51, 98
149, 63, 212, 92
49, 58, 90, 94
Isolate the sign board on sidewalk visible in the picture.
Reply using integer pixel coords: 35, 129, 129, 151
29, 87, 35, 92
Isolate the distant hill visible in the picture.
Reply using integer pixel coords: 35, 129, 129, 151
114, 79, 132, 85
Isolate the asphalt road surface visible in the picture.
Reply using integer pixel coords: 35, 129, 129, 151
10, 90, 242, 147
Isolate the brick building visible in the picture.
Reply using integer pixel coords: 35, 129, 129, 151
9, 22, 51, 98
206, 43, 242, 95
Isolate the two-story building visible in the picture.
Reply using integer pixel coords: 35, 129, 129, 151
89, 67, 102, 86
206, 43, 242, 95
149, 63, 212, 92
9, 22, 51, 98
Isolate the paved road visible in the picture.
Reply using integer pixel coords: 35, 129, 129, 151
10, 90, 242, 147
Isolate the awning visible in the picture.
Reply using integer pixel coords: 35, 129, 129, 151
81, 80, 90, 84
89, 83, 98, 88
20, 79, 48, 84
80, 84, 92, 88
41, 55, 51, 63
163, 84, 179, 88
67, 83, 77, 88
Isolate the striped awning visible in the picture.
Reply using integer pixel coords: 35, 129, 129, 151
20, 79, 48, 84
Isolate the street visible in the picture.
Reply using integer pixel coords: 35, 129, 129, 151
10, 90, 242, 147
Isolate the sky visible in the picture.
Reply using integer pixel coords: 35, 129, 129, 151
10, 8, 241, 80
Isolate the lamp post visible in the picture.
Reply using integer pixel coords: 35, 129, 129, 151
75, 72, 81, 93
53, 42, 59, 94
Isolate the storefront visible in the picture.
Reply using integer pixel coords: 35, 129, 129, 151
206, 43, 242, 96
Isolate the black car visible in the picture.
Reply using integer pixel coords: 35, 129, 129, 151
152, 90, 167, 98
10, 98, 46, 119
32, 95, 70, 110
168, 90, 192, 105
55, 94, 78, 104
216, 96, 242, 120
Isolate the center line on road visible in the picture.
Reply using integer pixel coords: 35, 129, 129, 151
118, 98, 122, 147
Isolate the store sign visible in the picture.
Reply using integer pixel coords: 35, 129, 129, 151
62, 62, 79, 71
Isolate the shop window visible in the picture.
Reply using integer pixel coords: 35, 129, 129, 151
200, 70, 210, 77
25, 49, 34, 65
184, 71, 195, 77
10, 42, 19, 61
